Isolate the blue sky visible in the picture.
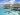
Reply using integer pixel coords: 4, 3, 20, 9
0, 0, 10, 3
15, 0, 20, 2
0, 0, 20, 4
15, 0, 20, 4
0, 0, 15, 4
0, 0, 20, 2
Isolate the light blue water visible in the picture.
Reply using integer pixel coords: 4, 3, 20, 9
0, 8, 9, 15
0, 8, 19, 15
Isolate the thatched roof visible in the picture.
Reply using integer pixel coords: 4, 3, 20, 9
12, 4, 20, 7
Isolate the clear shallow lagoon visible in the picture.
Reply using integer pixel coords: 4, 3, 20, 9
0, 8, 9, 15
0, 8, 19, 15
